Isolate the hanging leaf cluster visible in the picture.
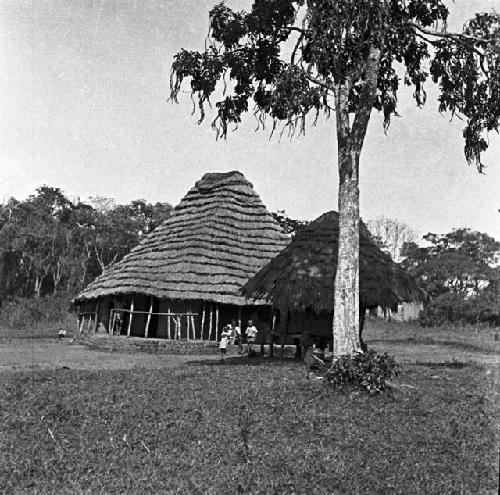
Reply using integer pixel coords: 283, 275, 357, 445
170, 0, 499, 169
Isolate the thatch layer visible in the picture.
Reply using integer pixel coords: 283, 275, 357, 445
243, 211, 422, 313
75, 171, 289, 305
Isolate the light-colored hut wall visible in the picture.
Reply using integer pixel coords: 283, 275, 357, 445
376, 301, 423, 322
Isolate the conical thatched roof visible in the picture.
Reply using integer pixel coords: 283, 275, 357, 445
74, 171, 289, 305
243, 211, 422, 313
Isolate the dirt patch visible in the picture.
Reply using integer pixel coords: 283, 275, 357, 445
0, 339, 222, 371
1, 335, 498, 372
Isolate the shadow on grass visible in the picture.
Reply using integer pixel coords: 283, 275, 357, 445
412, 360, 485, 369
186, 355, 303, 368
369, 336, 500, 354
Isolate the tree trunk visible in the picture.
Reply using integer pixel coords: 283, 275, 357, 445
333, 152, 361, 357
331, 42, 381, 357
34, 275, 42, 298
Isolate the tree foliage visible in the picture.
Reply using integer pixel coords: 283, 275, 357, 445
401, 228, 499, 298
401, 228, 500, 326
0, 187, 172, 299
171, 0, 500, 171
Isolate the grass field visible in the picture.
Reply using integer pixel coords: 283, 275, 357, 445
0, 318, 499, 494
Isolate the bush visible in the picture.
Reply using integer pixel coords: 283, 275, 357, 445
420, 292, 500, 327
324, 350, 400, 394
0, 296, 72, 329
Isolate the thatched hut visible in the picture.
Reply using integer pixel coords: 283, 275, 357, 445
243, 211, 422, 350
74, 171, 289, 341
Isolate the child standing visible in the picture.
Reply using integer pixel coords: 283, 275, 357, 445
219, 326, 232, 362
245, 320, 258, 357
231, 319, 243, 354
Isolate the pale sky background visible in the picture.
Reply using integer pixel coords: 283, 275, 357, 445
1, 0, 499, 242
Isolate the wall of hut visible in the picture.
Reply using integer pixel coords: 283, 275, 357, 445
375, 301, 423, 322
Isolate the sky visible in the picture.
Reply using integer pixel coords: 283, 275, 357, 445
1, 0, 499, 242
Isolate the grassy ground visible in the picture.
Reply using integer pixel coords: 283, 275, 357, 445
1, 363, 498, 493
1, 319, 499, 494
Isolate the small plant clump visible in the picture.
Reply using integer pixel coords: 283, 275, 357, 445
324, 350, 400, 394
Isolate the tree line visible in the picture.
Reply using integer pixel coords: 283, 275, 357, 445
1, 189, 498, 327
0, 186, 172, 299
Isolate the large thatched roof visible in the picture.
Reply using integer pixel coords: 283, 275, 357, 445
243, 211, 422, 313
74, 171, 289, 305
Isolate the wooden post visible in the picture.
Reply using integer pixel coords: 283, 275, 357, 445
79, 316, 85, 334
200, 303, 206, 341
270, 310, 276, 358
215, 304, 219, 341
191, 315, 196, 340
208, 304, 213, 341
127, 299, 134, 337
94, 301, 100, 333
176, 316, 181, 339
144, 298, 153, 339
280, 310, 288, 359
87, 314, 92, 332
167, 305, 171, 339
76, 307, 80, 335
186, 309, 191, 341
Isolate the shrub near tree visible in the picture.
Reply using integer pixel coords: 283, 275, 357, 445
170, 0, 500, 357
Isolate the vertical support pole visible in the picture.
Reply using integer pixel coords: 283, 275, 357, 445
200, 303, 206, 341
215, 304, 219, 341
79, 316, 85, 334
238, 306, 242, 329
270, 310, 276, 358
109, 309, 114, 334
127, 299, 134, 338
176, 316, 181, 339
145, 297, 153, 339
167, 305, 171, 339
280, 310, 288, 359
208, 304, 213, 341
76, 307, 80, 335
94, 301, 100, 333
87, 314, 92, 332
191, 315, 196, 340
186, 308, 191, 341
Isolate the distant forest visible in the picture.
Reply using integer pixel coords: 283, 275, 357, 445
0, 186, 172, 299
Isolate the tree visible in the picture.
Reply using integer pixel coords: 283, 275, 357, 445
169, 1, 500, 356
0, 189, 173, 299
402, 228, 500, 298
367, 216, 417, 262
272, 210, 309, 237
401, 228, 500, 326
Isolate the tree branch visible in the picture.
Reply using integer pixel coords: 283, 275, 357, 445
350, 46, 382, 152
304, 71, 335, 94
411, 23, 495, 45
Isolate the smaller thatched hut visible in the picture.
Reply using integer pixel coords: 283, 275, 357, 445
243, 211, 422, 350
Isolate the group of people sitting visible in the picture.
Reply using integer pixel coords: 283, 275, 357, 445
219, 319, 258, 361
